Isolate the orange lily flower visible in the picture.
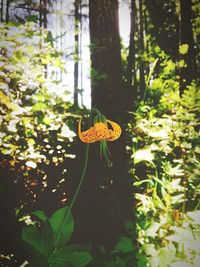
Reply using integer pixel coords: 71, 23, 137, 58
78, 114, 121, 167
78, 121, 97, 143
107, 120, 122, 141
78, 118, 121, 143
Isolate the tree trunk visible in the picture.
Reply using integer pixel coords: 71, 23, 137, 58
39, 0, 43, 27
43, 0, 47, 28
5, 0, 9, 22
126, 0, 137, 108
71, 0, 132, 250
89, 0, 124, 116
39, 0, 47, 28
0, 0, 3, 22
139, 0, 145, 99
179, 0, 197, 96
144, 7, 150, 75
74, 0, 80, 106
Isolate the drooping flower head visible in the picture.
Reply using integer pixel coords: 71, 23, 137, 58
79, 114, 121, 143
78, 112, 122, 166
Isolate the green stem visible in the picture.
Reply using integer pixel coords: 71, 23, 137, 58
143, 58, 158, 102
54, 108, 100, 249
91, 108, 101, 116
54, 144, 89, 249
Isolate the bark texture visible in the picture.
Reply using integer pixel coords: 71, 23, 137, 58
89, 0, 123, 116
179, 0, 197, 95
126, 0, 137, 107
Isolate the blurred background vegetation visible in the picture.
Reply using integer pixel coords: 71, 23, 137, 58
0, 0, 199, 266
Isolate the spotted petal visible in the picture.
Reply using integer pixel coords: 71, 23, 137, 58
107, 120, 122, 141
94, 122, 111, 141
78, 120, 97, 143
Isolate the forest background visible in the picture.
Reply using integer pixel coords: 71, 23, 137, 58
0, 0, 200, 266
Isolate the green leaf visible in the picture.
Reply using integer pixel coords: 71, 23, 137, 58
50, 206, 74, 248
7, 21, 22, 27
158, 247, 175, 266
171, 193, 184, 204
32, 210, 47, 222
145, 222, 160, 238
41, 219, 54, 257
153, 194, 166, 210
171, 261, 193, 267
143, 244, 157, 257
49, 248, 92, 267
26, 15, 38, 22
136, 253, 148, 267
134, 179, 154, 187
46, 31, 54, 45
113, 237, 134, 253
187, 210, 200, 224
22, 226, 43, 257
179, 44, 189, 55
134, 149, 154, 164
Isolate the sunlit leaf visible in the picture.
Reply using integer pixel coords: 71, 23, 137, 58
187, 211, 200, 224
179, 44, 189, 54
143, 244, 157, 257
134, 179, 154, 187
171, 261, 193, 267
157, 247, 175, 266
134, 149, 154, 164
171, 194, 184, 204
145, 222, 160, 237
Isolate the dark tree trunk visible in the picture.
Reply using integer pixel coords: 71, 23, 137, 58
126, 0, 137, 108
179, 0, 197, 96
139, 0, 145, 99
144, 7, 150, 75
39, 0, 47, 28
89, 0, 124, 116
74, 0, 80, 106
0, 0, 3, 22
71, 0, 133, 250
43, 0, 47, 28
39, 0, 43, 27
5, 0, 9, 22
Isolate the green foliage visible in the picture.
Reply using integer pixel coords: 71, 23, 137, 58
50, 207, 74, 248
130, 81, 200, 266
22, 207, 92, 266
0, 22, 78, 212
0, 21, 75, 164
89, 237, 135, 267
